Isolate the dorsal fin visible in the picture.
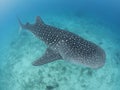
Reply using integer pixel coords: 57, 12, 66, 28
36, 16, 44, 25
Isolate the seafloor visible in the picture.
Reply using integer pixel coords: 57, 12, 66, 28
0, 14, 120, 90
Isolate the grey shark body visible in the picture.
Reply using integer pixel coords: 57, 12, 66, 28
18, 16, 106, 69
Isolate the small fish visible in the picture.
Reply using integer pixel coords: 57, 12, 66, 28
18, 16, 106, 69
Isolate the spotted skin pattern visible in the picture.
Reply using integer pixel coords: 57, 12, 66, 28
18, 16, 106, 69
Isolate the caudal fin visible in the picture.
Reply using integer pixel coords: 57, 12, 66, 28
17, 17, 24, 29
17, 17, 24, 34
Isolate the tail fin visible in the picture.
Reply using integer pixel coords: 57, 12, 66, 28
18, 25, 22, 35
17, 17, 26, 35
17, 17, 24, 29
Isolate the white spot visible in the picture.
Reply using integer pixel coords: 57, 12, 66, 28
61, 40, 64, 42
66, 40, 68, 42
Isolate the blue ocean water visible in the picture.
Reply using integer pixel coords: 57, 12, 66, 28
0, 0, 120, 90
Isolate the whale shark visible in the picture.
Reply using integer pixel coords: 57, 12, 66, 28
18, 16, 106, 69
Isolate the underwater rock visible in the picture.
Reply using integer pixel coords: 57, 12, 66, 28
46, 85, 54, 90
46, 83, 59, 90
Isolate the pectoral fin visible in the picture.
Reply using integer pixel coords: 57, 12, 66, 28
32, 48, 62, 66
